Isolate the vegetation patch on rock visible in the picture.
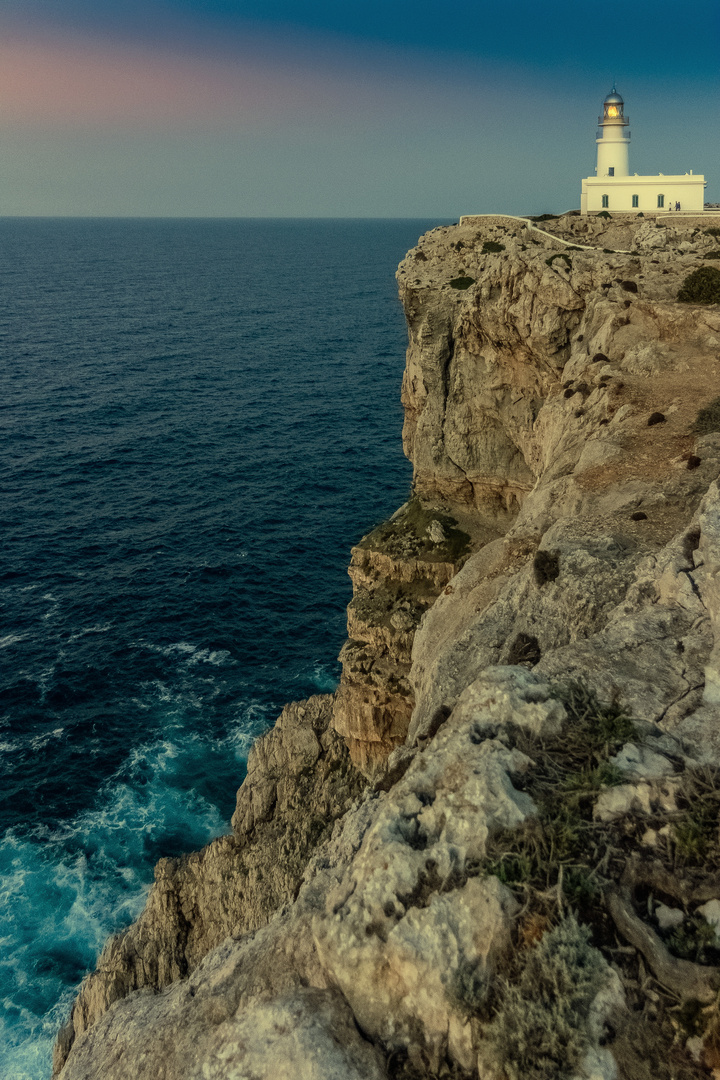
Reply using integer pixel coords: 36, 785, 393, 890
473, 679, 720, 1078
358, 496, 472, 565
677, 266, 720, 304
692, 397, 720, 435
488, 915, 606, 1080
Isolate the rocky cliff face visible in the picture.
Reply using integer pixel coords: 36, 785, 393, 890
56, 213, 720, 1080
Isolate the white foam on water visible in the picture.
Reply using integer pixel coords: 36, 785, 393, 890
186, 648, 234, 667
0, 725, 232, 1080
225, 701, 277, 760
67, 624, 112, 643
27, 729, 65, 752
0, 634, 27, 650
139, 641, 236, 668
308, 661, 340, 694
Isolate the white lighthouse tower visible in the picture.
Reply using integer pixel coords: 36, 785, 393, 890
596, 86, 630, 178
581, 86, 706, 214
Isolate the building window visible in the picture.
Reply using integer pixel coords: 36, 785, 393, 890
632, 195, 639, 208
608, 167, 615, 176
602, 195, 609, 208
657, 194, 665, 208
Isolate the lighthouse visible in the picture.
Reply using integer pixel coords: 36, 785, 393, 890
596, 87, 630, 178
581, 87, 706, 215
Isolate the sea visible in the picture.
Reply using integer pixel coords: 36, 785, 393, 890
0, 218, 447, 1079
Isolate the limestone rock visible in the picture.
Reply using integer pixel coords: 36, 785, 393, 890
655, 904, 685, 931
697, 899, 720, 943
333, 500, 488, 772
609, 741, 676, 780
335, 213, 720, 772
316, 669, 550, 1070
57, 668, 546, 1078
576, 966, 627, 1080
594, 780, 678, 822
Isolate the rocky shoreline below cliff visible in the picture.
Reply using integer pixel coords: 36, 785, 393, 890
54, 213, 720, 1079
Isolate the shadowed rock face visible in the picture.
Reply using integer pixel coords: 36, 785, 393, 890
56, 214, 720, 1080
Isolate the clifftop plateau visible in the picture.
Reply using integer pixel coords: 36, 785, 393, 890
55, 213, 720, 1080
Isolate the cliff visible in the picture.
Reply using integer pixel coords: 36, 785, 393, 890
55, 213, 720, 1080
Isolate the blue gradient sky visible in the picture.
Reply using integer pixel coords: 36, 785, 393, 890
1, 0, 717, 216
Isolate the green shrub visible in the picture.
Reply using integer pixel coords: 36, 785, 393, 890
692, 396, 720, 435
597, 210, 611, 219
449, 275, 476, 290
706, 227, 720, 238
704, 250, 720, 259
551, 680, 636, 748
530, 213, 559, 222
482, 240, 506, 253
667, 915, 718, 965
677, 266, 720, 304
637, 212, 644, 217
483, 681, 635, 908
488, 916, 606, 1080
671, 766, 720, 867
546, 253, 572, 270
562, 761, 624, 793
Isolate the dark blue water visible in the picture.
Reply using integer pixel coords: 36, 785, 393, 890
0, 218, 444, 1079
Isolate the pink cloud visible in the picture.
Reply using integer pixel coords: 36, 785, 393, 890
0, 31, 359, 129
0, 25, 529, 135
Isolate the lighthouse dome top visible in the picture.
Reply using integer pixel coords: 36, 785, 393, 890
600, 86, 627, 125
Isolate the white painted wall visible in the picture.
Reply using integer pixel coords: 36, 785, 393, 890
581, 175, 706, 214
596, 129, 630, 178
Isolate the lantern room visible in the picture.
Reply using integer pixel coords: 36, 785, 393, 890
601, 89, 628, 125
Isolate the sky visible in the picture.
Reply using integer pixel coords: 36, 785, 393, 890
0, 0, 717, 216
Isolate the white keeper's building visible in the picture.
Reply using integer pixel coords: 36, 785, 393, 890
581, 87, 706, 215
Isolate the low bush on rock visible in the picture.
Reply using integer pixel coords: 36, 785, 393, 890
482, 240, 506, 253
488, 915, 606, 1080
358, 495, 471, 564
692, 396, 720, 435
483, 681, 635, 908
677, 266, 720, 304
533, 548, 560, 585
